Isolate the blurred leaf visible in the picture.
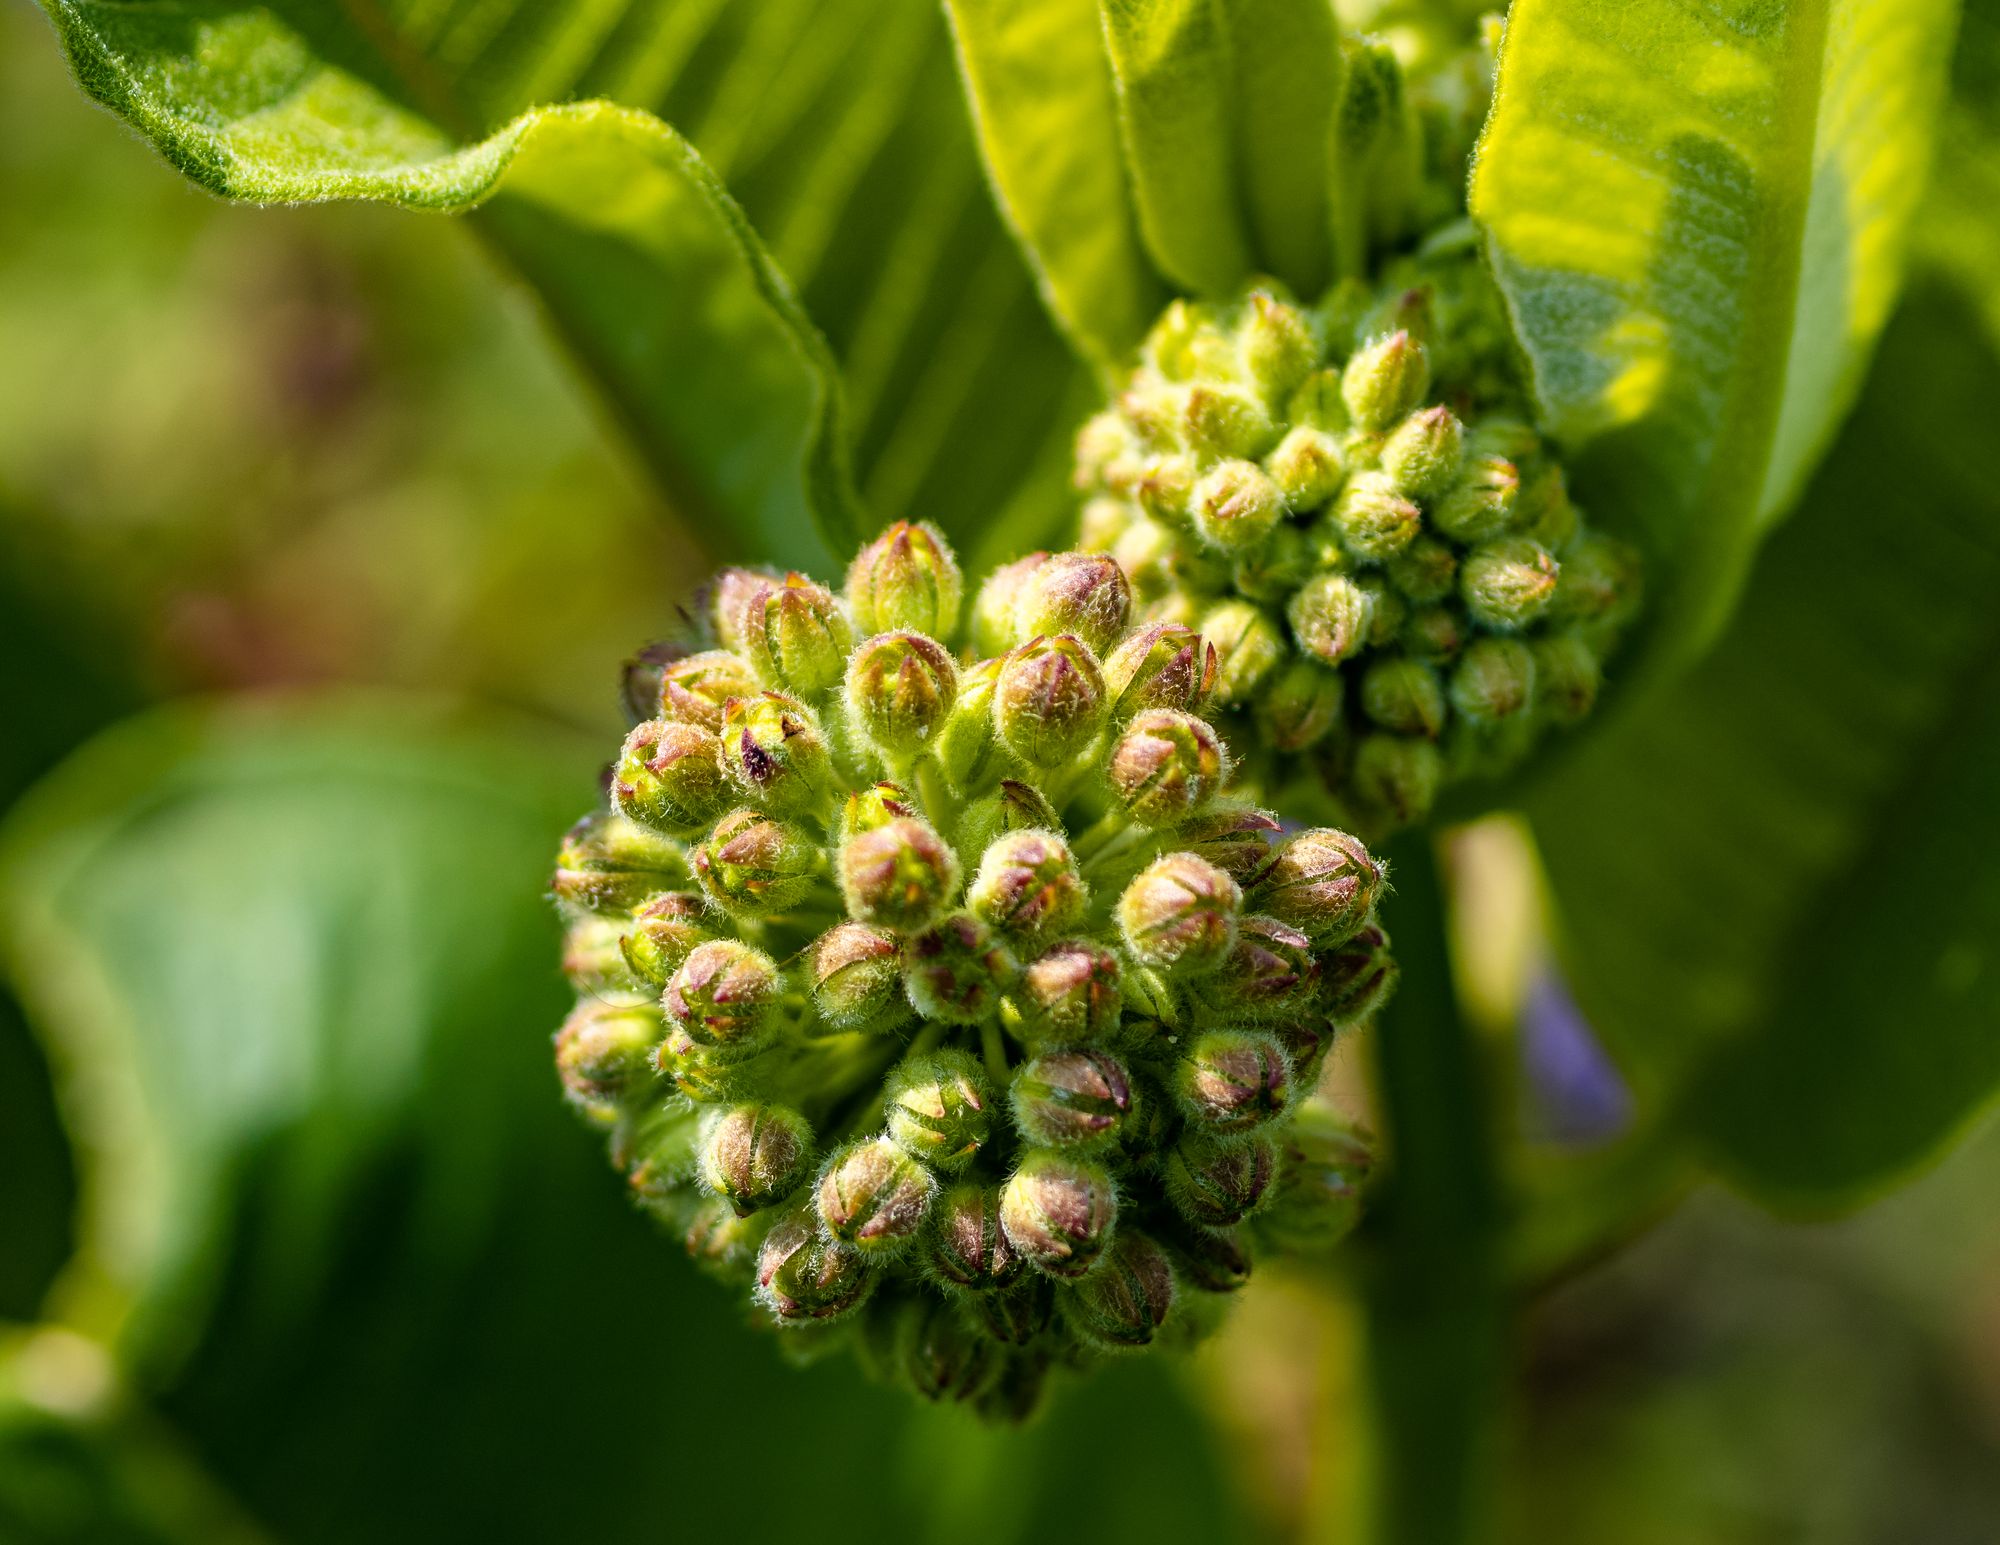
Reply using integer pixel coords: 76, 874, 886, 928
944, 0, 1169, 373
1527, 278, 2000, 1208
1473, 0, 1959, 667
1220, 0, 1339, 297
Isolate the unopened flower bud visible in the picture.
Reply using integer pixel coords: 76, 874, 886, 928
1330, 470, 1423, 562
665, 939, 782, 1050
656, 649, 762, 732
1387, 535, 1458, 605
1000, 1151, 1117, 1279
1516, 463, 1579, 552
1262, 425, 1346, 511
1193, 915, 1321, 1017
1548, 530, 1642, 632
905, 913, 1016, 1023
1286, 367, 1352, 434
1434, 455, 1520, 546
1350, 733, 1442, 828
968, 1281, 1056, 1349
553, 811, 689, 914
756, 1207, 876, 1322
1191, 460, 1285, 553
1015, 939, 1124, 1044
737, 572, 854, 695
694, 808, 820, 917
956, 777, 1063, 859
1111, 513, 1179, 597
1234, 521, 1315, 603
818, 1136, 937, 1253
994, 635, 1107, 768
562, 914, 641, 995
1117, 853, 1242, 974
1238, 291, 1316, 402
1379, 405, 1463, 498
655, 1025, 759, 1104
1065, 1231, 1176, 1349
1402, 604, 1468, 663
837, 816, 959, 933
845, 520, 964, 638
618, 892, 715, 985
1165, 1131, 1279, 1226
1175, 805, 1282, 883
1256, 1107, 1374, 1255
807, 921, 907, 1032
1011, 1048, 1135, 1150
1532, 631, 1602, 723
1321, 922, 1398, 1024
1462, 537, 1560, 631
1014, 552, 1133, 656
1078, 494, 1138, 552
620, 640, 685, 726
1157, 1215, 1253, 1294
1286, 571, 1376, 669
1135, 453, 1197, 527
1449, 636, 1536, 725
1175, 1029, 1292, 1134
971, 553, 1051, 656
885, 1049, 994, 1172
967, 829, 1086, 940
1103, 622, 1217, 722
707, 566, 776, 653
1253, 827, 1382, 943
838, 781, 919, 842
718, 691, 834, 816
699, 1103, 814, 1214
1341, 330, 1430, 431
895, 1294, 1003, 1402
1201, 599, 1287, 703
1361, 656, 1447, 738
1255, 658, 1345, 752
1466, 416, 1541, 464
555, 1000, 661, 1110
1077, 407, 1142, 486
679, 1195, 765, 1281
1184, 385, 1278, 459
1107, 710, 1230, 826
925, 1183, 1022, 1292
844, 631, 958, 760
613, 718, 730, 836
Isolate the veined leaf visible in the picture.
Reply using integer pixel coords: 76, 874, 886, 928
1473, 0, 1959, 666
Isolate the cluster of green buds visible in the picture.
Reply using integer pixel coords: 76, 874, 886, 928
552, 523, 1386, 1419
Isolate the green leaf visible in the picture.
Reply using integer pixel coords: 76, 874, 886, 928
1472, 0, 1960, 666
944, 0, 1170, 373
1527, 277, 2000, 1208
1220, 0, 1339, 297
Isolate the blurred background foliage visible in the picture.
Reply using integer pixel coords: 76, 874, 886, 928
2, 0, 1998, 1541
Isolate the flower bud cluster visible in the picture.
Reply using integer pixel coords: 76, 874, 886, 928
1074, 240, 1640, 837
553, 525, 1386, 1419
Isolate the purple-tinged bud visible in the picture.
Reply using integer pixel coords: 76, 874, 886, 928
736, 572, 854, 695
1232, 522, 1315, 603
817, 1136, 938, 1254
654, 1024, 757, 1104
619, 893, 717, 985
707, 566, 777, 653
1011, 1048, 1135, 1150
838, 780, 919, 843
1256, 1106, 1374, 1255
1103, 622, 1217, 722
1064, 1231, 1175, 1349
1116, 854, 1242, 975
699, 1103, 814, 1215
1238, 291, 1317, 402
1360, 656, 1447, 738
1165, 1131, 1279, 1226
1350, 733, 1442, 828
1014, 552, 1134, 656
1341, 330, 1430, 431
664, 939, 782, 1051
1157, 1216, 1253, 1294
837, 816, 959, 934
1191, 459, 1285, 553
1320, 922, 1398, 1024
897, 1294, 1002, 1402
756, 1206, 876, 1322
693, 808, 821, 918
968, 1280, 1056, 1348
1255, 658, 1345, 753
970, 553, 1050, 657
1192, 915, 1321, 1018
956, 777, 1063, 860
656, 649, 762, 733
994, 635, 1107, 768
1379, 405, 1464, 498
1252, 827, 1383, 944
930, 654, 1004, 792
718, 691, 834, 816
1000, 1151, 1117, 1279
1330, 470, 1423, 562
1262, 425, 1346, 511
925, 1183, 1023, 1292
1183, 385, 1278, 460
1433, 455, 1520, 543
555, 1000, 661, 1111
1140, 296, 1205, 379
1450, 636, 1536, 726
844, 631, 958, 760
562, 915, 641, 996
1271, 1016, 1336, 1093
967, 829, 1086, 940
1462, 537, 1560, 632
1286, 367, 1352, 434
1548, 530, 1642, 633
1106, 710, 1229, 827
613, 718, 729, 836
904, 913, 1016, 1023
1134, 454, 1198, 528
1286, 571, 1375, 668
807, 921, 908, 1033
552, 811, 688, 915
1532, 631, 1602, 724
1174, 1029, 1292, 1134
1387, 536, 1458, 606
1175, 806, 1281, 884
1516, 463, 1579, 553
845, 520, 964, 638
1401, 605, 1468, 664
1201, 600, 1287, 704
1015, 939, 1124, 1045
885, 1049, 994, 1172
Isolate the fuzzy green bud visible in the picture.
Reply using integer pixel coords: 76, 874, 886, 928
894, 1294, 1003, 1403
1157, 1216, 1253, 1294
1533, 631, 1602, 724
1000, 1151, 1117, 1279
1253, 827, 1383, 944
1103, 621, 1217, 722
1255, 658, 1345, 753
1516, 463, 1579, 553
971, 553, 1049, 659
1238, 291, 1316, 403
1257, 1107, 1374, 1255
655, 1025, 759, 1104
756, 1207, 876, 1323
562, 915, 641, 997
885, 1049, 994, 1173
1106, 710, 1229, 827
1360, 656, 1447, 738
717, 691, 835, 816
807, 921, 907, 1032
1014, 552, 1134, 656
1202, 600, 1287, 704
1350, 733, 1442, 828
1402, 604, 1468, 664
707, 567, 775, 653
1176, 806, 1282, 883
956, 777, 1063, 860
1341, 330, 1430, 432
694, 808, 820, 918
969, 1283, 1056, 1350
1175, 1029, 1292, 1134
839, 781, 919, 842
1165, 1131, 1279, 1226
1286, 367, 1352, 434
1065, 1231, 1176, 1349
1192, 915, 1321, 1018
1117, 853, 1242, 975
1379, 405, 1463, 498
845, 520, 964, 638
838, 816, 960, 934
1462, 537, 1560, 632
1010, 1048, 1135, 1150
552, 811, 689, 915
1321, 922, 1398, 1024
1434, 454, 1521, 543
618, 892, 715, 985
994, 635, 1107, 768
1184, 385, 1278, 460
700, 1103, 814, 1215
1015, 939, 1124, 1044
1263, 425, 1346, 511
679, 1195, 765, 1282
818, 1136, 938, 1254
1191, 459, 1285, 553
844, 631, 958, 760
1286, 571, 1375, 669
967, 829, 1087, 941
1330, 470, 1423, 563
1387, 535, 1458, 606
1135, 453, 1198, 528
555, 1000, 661, 1111
736, 572, 854, 695
1449, 636, 1537, 725
1548, 530, 1642, 632
925, 1183, 1023, 1292
905, 913, 1016, 1024
656, 649, 762, 733
665, 939, 782, 1051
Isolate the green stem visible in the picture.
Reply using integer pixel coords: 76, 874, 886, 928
1357, 835, 1508, 1545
